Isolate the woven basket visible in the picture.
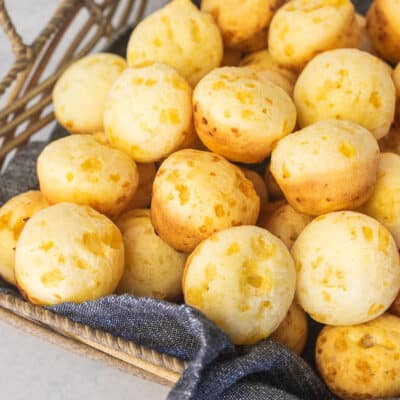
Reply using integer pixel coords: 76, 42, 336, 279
0, 0, 184, 386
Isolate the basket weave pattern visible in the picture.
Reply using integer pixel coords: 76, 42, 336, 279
0, 0, 185, 385
0, 0, 147, 167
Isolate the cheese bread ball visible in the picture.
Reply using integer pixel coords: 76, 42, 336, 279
37, 135, 138, 218
193, 67, 296, 164
367, 0, 400, 64
292, 211, 400, 325
361, 153, 400, 248
390, 292, 400, 317
270, 302, 308, 354
201, 0, 280, 52
394, 63, 400, 127
151, 149, 260, 252
259, 203, 312, 248
294, 49, 395, 139
53, 53, 126, 134
241, 169, 268, 205
129, 163, 156, 209
183, 225, 296, 345
240, 49, 297, 84
126, 0, 223, 86
379, 126, 400, 154
317, 314, 400, 399
104, 64, 193, 163
257, 200, 286, 227
15, 203, 124, 305
239, 50, 296, 94
116, 210, 186, 300
268, 0, 359, 71
0, 192, 50, 286
270, 120, 379, 216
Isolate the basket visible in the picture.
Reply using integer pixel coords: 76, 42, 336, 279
0, 0, 185, 387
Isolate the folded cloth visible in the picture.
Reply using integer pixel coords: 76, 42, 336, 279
0, 2, 378, 399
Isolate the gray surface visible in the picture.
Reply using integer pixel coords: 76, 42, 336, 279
0, 319, 170, 400
0, 1, 170, 399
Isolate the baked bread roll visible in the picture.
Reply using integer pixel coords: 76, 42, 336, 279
393, 62, 400, 127
183, 225, 296, 345
259, 203, 312, 248
361, 153, 400, 248
294, 48, 395, 139
37, 135, 138, 218
292, 211, 400, 325
53, 53, 126, 134
268, 0, 359, 71
104, 63, 193, 163
270, 119, 379, 215
201, 0, 280, 52
0, 191, 50, 286
240, 49, 297, 84
116, 209, 186, 301
367, 0, 400, 64
15, 203, 124, 305
151, 149, 260, 252
126, 0, 223, 86
317, 314, 400, 399
239, 51, 295, 95
193, 67, 296, 164
270, 302, 308, 355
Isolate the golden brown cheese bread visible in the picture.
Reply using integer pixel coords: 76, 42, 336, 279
201, 0, 281, 52
294, 48, 395, 139
270, 302, 308, 354
116, 209, 187, 301
104, 63, 193, 163
193, 67, 296, 164
367, 0, 400, 64
317, 314, 400, 399
37, 135, 139, 218
183, 225, 296, 345
53, 53, 126, 134
292, 211, 400, 325
393, 62, 400, 127
361, 153, 400, 248
241, 168, 269, 205
239, 50, 295, 95
259, 203, 312, 248
0, 191, 50, 286
126, 0, 223, 86
270, 119, 379, 216
15, 203, 124, 305
268, 0, 359, 71
151, 149, 260, 252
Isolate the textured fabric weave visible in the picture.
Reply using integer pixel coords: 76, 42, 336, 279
0, 2, 389, 399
